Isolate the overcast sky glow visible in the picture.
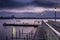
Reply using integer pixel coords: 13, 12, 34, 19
0, 6, 60, 13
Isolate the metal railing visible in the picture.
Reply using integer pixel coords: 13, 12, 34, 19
42, 21, 60, 40
5, 29, 34, 40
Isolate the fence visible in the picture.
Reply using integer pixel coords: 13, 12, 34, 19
42, 21, 60, 40
5, 29, 34, 40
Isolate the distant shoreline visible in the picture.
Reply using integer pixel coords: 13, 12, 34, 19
0, 16, 60, 19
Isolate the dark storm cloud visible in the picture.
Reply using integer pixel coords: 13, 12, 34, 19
0, 0, 35, 8
0, 0, 13, 7
0, 0, 60, 8
0, 0, 27, 8
33, 0, 60, 8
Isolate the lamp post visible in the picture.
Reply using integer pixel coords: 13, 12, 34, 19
55, 4, 57, 23
54, 6, 57, 22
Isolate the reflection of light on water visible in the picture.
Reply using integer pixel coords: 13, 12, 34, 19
13, 27, 16, 37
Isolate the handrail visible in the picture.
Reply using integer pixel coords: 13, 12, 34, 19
43, 21, 60, 37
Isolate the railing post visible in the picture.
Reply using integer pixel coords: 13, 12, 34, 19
16, 32, 17, 40
19, 30, 20, 38
29, 32, 30, 40
22, 29, 23, 37
6, 36, 8, 40
12, 33, 13, 40
26, 35, 28, 40
24, 37, 25, 40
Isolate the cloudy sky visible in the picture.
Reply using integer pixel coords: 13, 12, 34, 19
0, 0, 60, 18
0, 0, 60, 8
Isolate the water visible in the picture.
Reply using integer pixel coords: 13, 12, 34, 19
0, 19, 38, 40
0, 19, 60, 40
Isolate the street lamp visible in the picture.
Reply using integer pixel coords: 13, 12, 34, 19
54, 6, 56, 22
54, 3, 58, 22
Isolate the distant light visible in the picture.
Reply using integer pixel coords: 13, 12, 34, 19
46, 8, 60, 11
